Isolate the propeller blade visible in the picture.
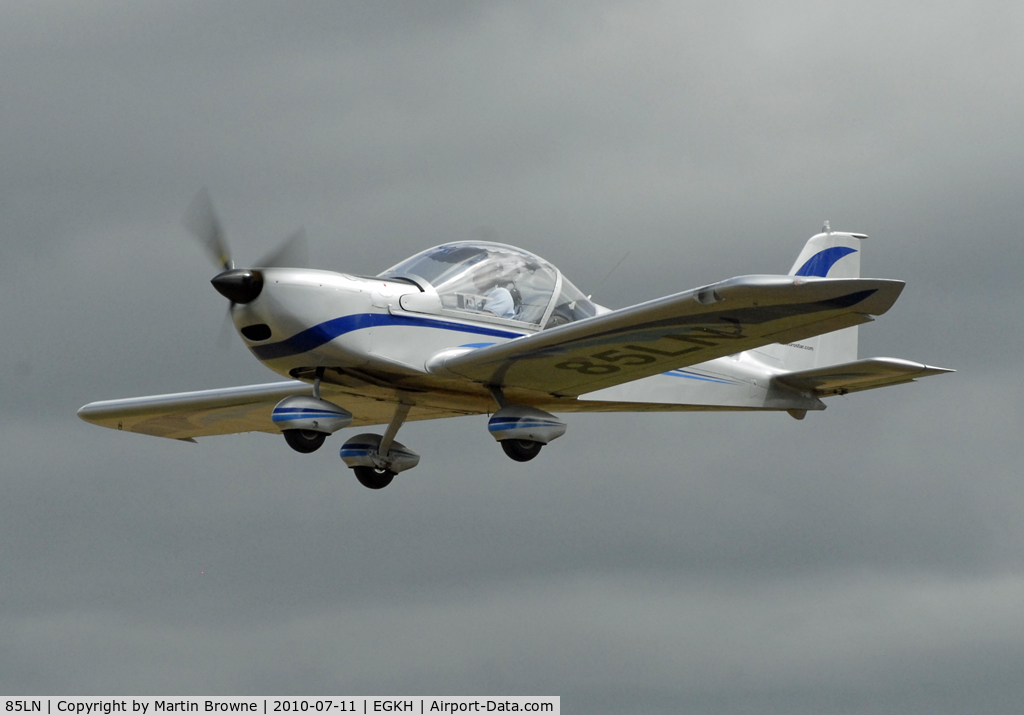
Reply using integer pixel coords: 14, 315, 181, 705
254, 227, 307, 268
183, 188, 233, 271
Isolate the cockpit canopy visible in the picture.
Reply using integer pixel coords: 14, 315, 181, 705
380, 241, 598, 329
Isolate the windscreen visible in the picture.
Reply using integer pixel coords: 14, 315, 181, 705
545, 276, 599, 328
382, 242, 559, 325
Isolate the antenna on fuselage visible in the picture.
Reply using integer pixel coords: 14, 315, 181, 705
593, 250, 631, 297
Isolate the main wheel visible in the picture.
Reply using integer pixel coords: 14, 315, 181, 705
283, 429, 327, 453
501, 439, 543, 462
353, 466, 395, 489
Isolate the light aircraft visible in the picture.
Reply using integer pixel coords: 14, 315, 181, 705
78, 194, 952, 488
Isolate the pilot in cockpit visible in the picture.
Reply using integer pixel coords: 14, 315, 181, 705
472, 261, 518, 319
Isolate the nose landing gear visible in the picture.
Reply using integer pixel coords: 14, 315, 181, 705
352, 466, 395, 490
340, 402, 420, 489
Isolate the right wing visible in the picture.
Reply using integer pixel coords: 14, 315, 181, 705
434, 275, 905, 397
77, 381, 470, 441
78, 381, 312, 440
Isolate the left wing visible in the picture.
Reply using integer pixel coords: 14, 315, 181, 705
433, 275, 905, 397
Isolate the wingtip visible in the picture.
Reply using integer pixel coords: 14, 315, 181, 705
76, 402, 99, 423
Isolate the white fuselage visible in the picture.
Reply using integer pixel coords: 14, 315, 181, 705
230, 267, 823, 416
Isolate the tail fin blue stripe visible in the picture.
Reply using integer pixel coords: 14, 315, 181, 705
795, 246, 857, 277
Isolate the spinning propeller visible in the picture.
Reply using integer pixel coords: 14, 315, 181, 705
183, 189, 306, 346
183, 188, 307, 305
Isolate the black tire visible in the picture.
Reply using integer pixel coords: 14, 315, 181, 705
353, 466, 395, 489
283, 429, 327, 454
501, 439, 543, 462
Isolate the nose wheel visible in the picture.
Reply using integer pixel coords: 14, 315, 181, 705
340, 402, 419, 489
352, 466, 396, 489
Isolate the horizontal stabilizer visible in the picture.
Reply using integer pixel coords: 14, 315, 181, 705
773, 357, 954, 397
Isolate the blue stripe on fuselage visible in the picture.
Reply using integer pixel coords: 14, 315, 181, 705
662, 369, 739, 385
251, 313, 524, 361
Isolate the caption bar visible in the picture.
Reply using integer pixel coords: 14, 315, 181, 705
3, 699, 558, 715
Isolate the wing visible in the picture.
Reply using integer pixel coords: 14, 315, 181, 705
773, 357, 955, 396
433, 275, 906, 397
77, 381, 470, 441
77, 381, 312, 440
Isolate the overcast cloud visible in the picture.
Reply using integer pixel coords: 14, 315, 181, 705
1, 2, 1020, 712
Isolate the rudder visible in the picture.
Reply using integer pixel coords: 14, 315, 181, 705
755, 223, 868, 370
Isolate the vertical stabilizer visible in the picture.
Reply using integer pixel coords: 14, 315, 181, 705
754, 223, 869, 371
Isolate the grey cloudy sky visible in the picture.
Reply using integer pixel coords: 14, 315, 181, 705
1, 1, 1021, 712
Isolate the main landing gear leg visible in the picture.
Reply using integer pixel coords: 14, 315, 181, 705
312, 367, 324, 400
281, 368, 329, 453
340, 400, 420, 489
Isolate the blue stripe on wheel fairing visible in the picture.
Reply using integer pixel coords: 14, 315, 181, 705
271, 407, 347, 415
488, 419, 562, 425
488, 421, 561, 432
251, 313, 524, 361
272, 411, 346, 422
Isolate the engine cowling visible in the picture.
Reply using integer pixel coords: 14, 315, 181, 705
487, 406, 567, 444
272, 395, 353, 434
